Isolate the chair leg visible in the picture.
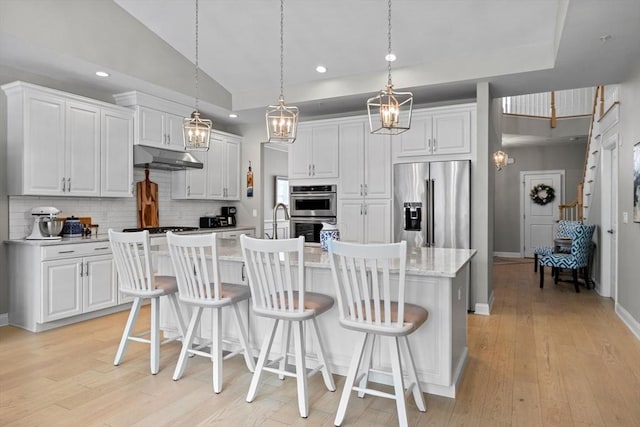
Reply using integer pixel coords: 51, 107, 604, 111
114, 297, 143, 367
334, 333, 368, 427
539, 266, 544, 289
357, 333, 375, 398
293, 320, 309, 418
311, 317, 336, 391
212, 307, 223, 393
232, 303, 255, 373
173, 306, 202, 381
402, 336, 426, 412
150, 297, 160, 375
554, 268, 560, 285
279, 320, 291, 380
168, 293, 187, 338
247, 319, 279, 403
389, 336, 408, 427
572, 269, 580, 293
534, 253, 538, 272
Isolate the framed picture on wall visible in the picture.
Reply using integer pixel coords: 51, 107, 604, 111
634, 142, 640, 222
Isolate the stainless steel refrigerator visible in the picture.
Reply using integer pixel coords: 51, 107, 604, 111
394, 160, 470, 249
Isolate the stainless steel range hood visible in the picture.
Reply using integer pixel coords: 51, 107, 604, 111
133, 145, 204, 170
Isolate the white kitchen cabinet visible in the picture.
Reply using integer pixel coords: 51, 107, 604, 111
2, 81, 134, 198
101, 108, 134, 197
172, 130, 241, 200
339, 119, 391, 199
8, 241, 119, 332
395, 104, 474, 159
338, 199, 391, 244
288, 123, 339, 179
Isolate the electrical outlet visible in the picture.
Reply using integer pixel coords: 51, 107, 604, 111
252, 209, 257, 217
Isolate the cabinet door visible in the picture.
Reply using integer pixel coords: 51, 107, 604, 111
186, 151, 208, 198
338, 200, 365, 244
206, 136, 225, 198
101, 108, 134, 197
365, 132, 392, 199
225, 139, 240, 200
23, 92, 66, 195
165, 112, 186, 151
138, 106, 165, 148
66, 101, 101, 196
42, 259, 82, 322
84, 255, 117, 312
431, 109, 471, 155
397, 113, 432, 157
288, 126, 312, 178
364, 200, 391, 244
339, 121, 365, 198
311, 124, 339, 178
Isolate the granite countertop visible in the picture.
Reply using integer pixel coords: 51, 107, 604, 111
155, 238, 476, 278
4, 225, 256, 246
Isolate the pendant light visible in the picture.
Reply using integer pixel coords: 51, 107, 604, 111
367, 0, 413, 135
265, 0, 299, 144
493, 150, 508, 170
183, 0, 211, 151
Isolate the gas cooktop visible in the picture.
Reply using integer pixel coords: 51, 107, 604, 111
122, 226, 199, 234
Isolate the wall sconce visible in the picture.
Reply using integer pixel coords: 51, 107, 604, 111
493, 150, 508, 170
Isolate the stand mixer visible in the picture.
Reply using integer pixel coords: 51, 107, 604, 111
26, 206, 63, 240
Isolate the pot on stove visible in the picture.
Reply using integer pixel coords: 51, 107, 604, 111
62, 216, 83, 237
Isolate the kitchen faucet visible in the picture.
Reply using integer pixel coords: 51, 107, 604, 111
272, 203, 290, 239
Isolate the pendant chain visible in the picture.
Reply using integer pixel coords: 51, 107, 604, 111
280, 0, 285, 101
194, 0, 200, 111
387, 0, 392, 87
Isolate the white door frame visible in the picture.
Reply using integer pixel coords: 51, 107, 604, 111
520, 170, 565, 257
600, 133, 619, 299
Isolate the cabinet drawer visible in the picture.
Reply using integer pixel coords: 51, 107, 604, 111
42, 242, 112, 260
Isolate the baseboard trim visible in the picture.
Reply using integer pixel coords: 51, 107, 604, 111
494, 251, 521, 258
616, 303, 640, 342
474, 291, 494, 316
0, 313, 8, 327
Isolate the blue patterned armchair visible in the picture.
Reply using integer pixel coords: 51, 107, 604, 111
533, 220, 581, 272
538, 224, 596, 293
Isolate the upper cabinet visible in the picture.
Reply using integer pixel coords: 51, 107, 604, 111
2, 82, 134, 198
172, 130, 241, 200
113, 91, 192, 151
394, 103, 475, 160
289, 123, 339, 180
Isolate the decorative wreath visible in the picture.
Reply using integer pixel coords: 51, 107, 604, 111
530, 184, 556, 205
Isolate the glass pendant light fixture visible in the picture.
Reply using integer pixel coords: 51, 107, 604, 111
493, 150, 508, 170
367, 0, 413, 135
265, 0, 298, 144
183, 0, 211, 151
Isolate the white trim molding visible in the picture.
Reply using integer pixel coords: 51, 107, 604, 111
0, 313, 8, 327
616, 303, 640, 342
494, 251, 521, 258
474, 290, 495, 316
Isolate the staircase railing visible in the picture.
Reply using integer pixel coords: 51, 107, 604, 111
558, 86, 603, 221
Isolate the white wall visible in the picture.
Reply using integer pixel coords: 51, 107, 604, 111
617, 64, 640, 335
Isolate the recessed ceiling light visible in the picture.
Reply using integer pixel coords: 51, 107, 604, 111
385, 53, 396, 62
316, 65, 327, 73
599, 34, 612, 43
229, 113, 238, 118
95, 71, 110, 77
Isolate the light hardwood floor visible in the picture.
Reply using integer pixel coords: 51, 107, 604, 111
2, 260, 640, 426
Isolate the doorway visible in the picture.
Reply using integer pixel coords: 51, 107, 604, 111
520, 170, 565, 257
601, 133, 618, 299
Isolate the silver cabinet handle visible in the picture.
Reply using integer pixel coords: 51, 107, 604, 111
187, 185, 191, 196
79, 262, 84, 277
607, 229, 615, 234
131, 182, 134, 193
360, 203, 363, 215
364, 184, 368, 196
241, 262, 246, 281
308, 164, 311, 176
84, 263, 88, 277
94, 247, 109, 250
61, 177, 66, 192
360, 184, 363, 196
58, 250, 75, 254
312, 164, 315, 175
364, 203, 368, 215
433, 138, 437, 152
67, 177, 71, 192
428, 138, 432, 153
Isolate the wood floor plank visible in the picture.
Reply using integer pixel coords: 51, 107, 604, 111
2, 260, 640, 426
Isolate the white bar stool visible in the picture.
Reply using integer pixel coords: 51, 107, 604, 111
328, 240, 428, 427
166, 231, 255, 393
240, 235, 336, 418
109, 229, 186, 375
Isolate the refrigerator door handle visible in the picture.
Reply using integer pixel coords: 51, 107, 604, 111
430, 179, 435, 246
425, 178, 431, 247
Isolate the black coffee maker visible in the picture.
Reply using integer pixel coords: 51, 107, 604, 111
221, 206, 237, 226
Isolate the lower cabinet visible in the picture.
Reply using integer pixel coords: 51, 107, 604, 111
8, 241, 119, 332
338, 199, 391, 244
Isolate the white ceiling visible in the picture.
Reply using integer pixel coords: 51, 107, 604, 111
2, 0, 640, 130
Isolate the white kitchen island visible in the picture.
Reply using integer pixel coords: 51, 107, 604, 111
155, 238, 476, 398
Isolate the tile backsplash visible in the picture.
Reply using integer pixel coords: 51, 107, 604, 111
9, 169, 226, 240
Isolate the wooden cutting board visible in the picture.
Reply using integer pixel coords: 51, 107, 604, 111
136, 169, 159, 228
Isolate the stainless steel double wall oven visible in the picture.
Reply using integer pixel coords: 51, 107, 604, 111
289, 184, 337, 244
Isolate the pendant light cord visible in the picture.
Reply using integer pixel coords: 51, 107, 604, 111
279, 0, 285, 101
387, 0, 392, 87
194, 0, 200, 112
